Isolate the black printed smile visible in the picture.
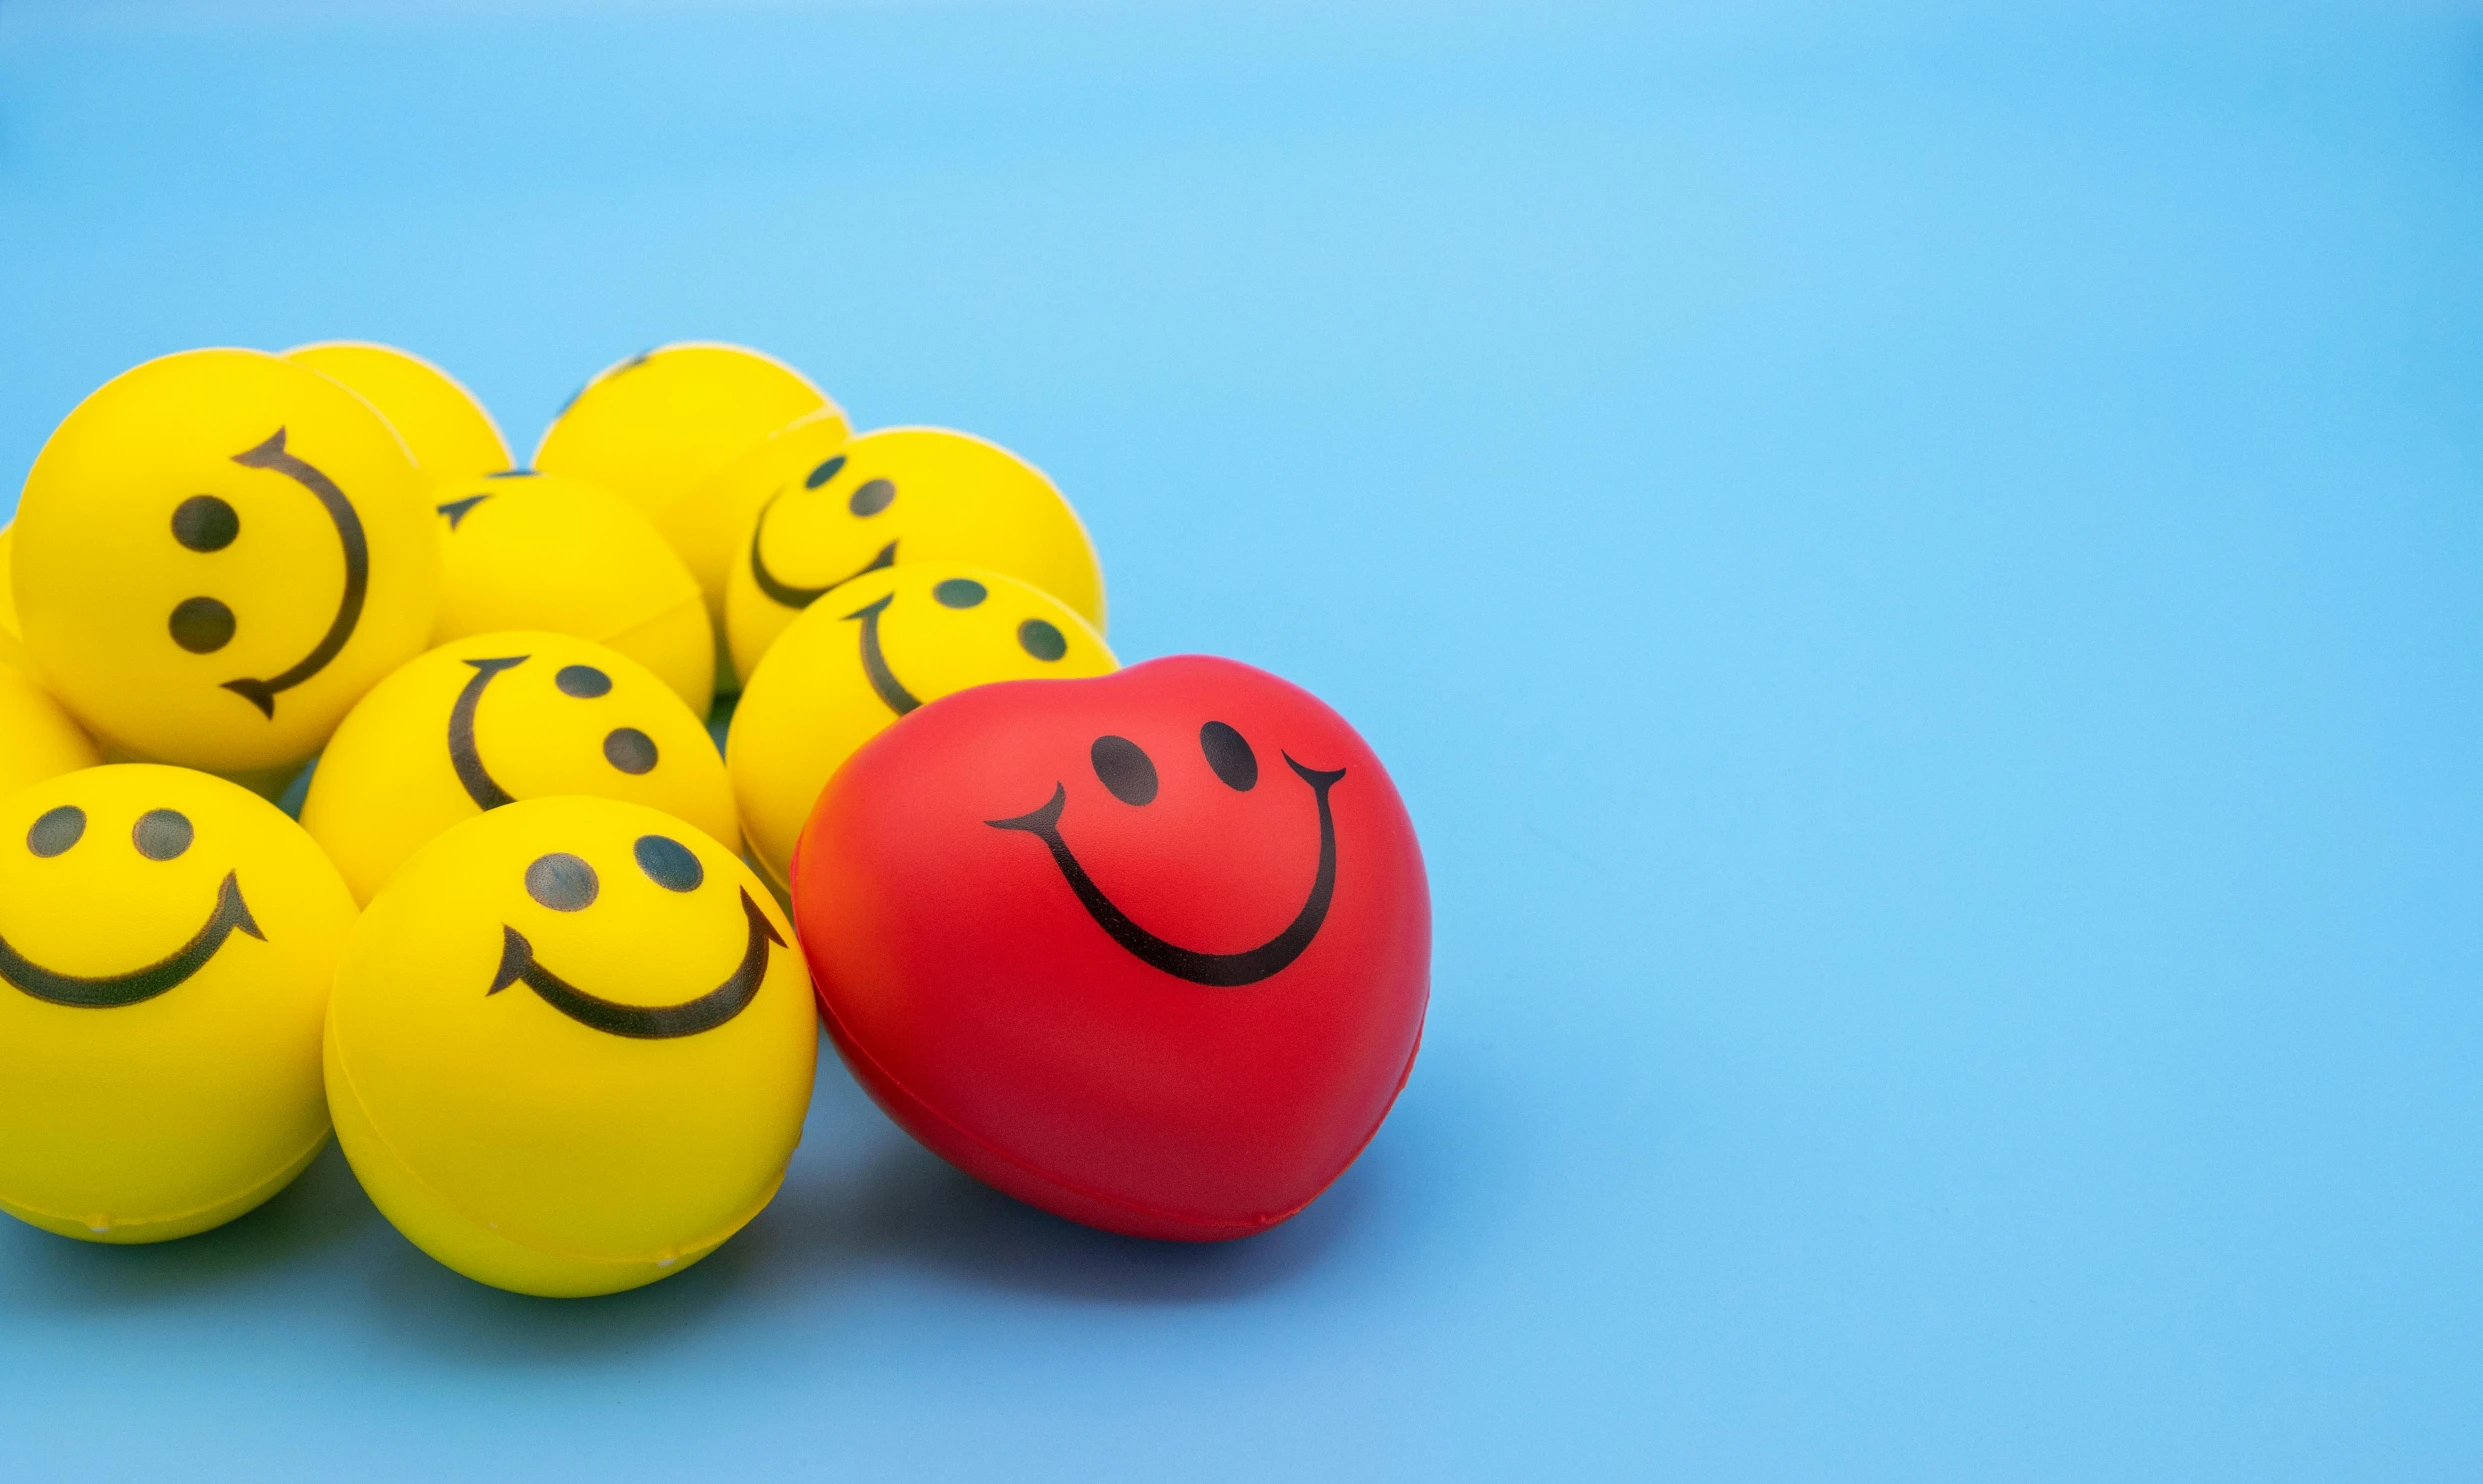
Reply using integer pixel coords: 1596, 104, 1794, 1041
488, 887, 782, 1039
0, 872, 263, 1009
987, 754, 1345, 986
844, 593, 921, 716
220, 429, 369, 719
447, 655, 660, 811
748, 489, 896, 610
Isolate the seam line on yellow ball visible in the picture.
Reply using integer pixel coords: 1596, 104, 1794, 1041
222, 429, 370, 719
0, 871, 263, 1007
486, 887, 784, 1039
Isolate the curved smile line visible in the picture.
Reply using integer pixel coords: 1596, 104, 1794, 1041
844, 593, 921, 716
447, 655, 529, 810
749, 490, 896, 609
0, 872, 263, 1009
222, 428, 370, 719
987, 755, 1346, 987
488, 887, 783, 1039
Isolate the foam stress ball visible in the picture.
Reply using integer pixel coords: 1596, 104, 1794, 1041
534, 341, 842, 558
728, 564, 1115, 891
0, 666, 100, 800
791, 657, 1430, 1241
0, 764, 356, 1242
0, 525, 33, 677
12, 349, 440, 783
723, 426, 1105, 686
302, 632, 735, 905
667, 408, 848, 684
284, 341, 512, 487
428, 471, 713, 713
327, 797, 816, 1296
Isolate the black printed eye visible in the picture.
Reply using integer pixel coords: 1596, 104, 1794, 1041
805, 454, 847, 489
1200, 721, 1257, 791
26, 806, 84, 858
525, 853, 598, 911
132, 809, 193, 861
603, 727, 658, 775
556, 664, 612, 698
934, 578, 987, 609
849, 478, 896, 517
1018, 619, 1067, 662
171, 496, 238, 552
634, 834, 704, 892
168, 597, 235, 654
1091, 735, 1158, 805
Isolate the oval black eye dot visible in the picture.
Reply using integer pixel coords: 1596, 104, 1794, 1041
555, 664, 612, 698
1018, 619, 1068, 662
603, 727, 658, 775
933, 578, 987, 609
132, 809, 193, 861
805, 454, 847, 490
633, 834, 704, 892
1200, 721, 1258, 791
26, 806, 84, 858
168, 597, 236, 654
1091, 735, 1158, 806
171, 495, 239, 552
525, 853, 598, 911
849, 478, 896, 517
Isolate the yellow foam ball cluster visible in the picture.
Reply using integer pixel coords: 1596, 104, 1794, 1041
0, 337, 1115, 1296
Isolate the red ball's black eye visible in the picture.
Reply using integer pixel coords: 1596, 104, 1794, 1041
1200, 721, 1257, 791
1091, 735, 1158, 806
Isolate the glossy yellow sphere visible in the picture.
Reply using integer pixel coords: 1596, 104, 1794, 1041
301, 632, 736, 905
0, 764, 356, 1242
13, 349, 441, 775
428, 471, 713, 713
0, 525, 29, 676
327, 796, 815, 1296
284, 341, 512, 486
724, 426, 1103, 686
729, 563, 1115, 889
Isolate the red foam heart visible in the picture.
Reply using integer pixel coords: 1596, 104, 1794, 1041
790, 654, 1431, 1240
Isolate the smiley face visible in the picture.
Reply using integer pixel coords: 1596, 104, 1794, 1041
788, 656, 1429, 1241
721, 426, 1105, 686
11, 349, 441, 775
0, 764, 357, 1243
727, 563, 1116, 889
987, 726, 1346, 987
325, 796, 816, 1297
302, 631, 738, 905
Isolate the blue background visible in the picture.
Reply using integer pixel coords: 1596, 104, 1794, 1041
4, 0, 2481, 1476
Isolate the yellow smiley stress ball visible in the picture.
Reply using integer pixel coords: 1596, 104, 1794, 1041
427, 472, 714, 712
0, 764, 356, 1243
729, 564, 1116, 889
723, 426, 1105, 686
326, 796, 816, 1297
12, 349, 442, 775
0, 667, 101, 801
284, 341, 512, 486
301, 632, 736, 905
533, 342, 844, 532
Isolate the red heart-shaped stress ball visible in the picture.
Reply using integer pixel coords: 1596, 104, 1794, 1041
789, 654, 1430, 1241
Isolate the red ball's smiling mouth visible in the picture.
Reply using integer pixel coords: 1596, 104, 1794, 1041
985, 753, 1345, 987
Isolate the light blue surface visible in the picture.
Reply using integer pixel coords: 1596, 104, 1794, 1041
5, 1, 2482, 1476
